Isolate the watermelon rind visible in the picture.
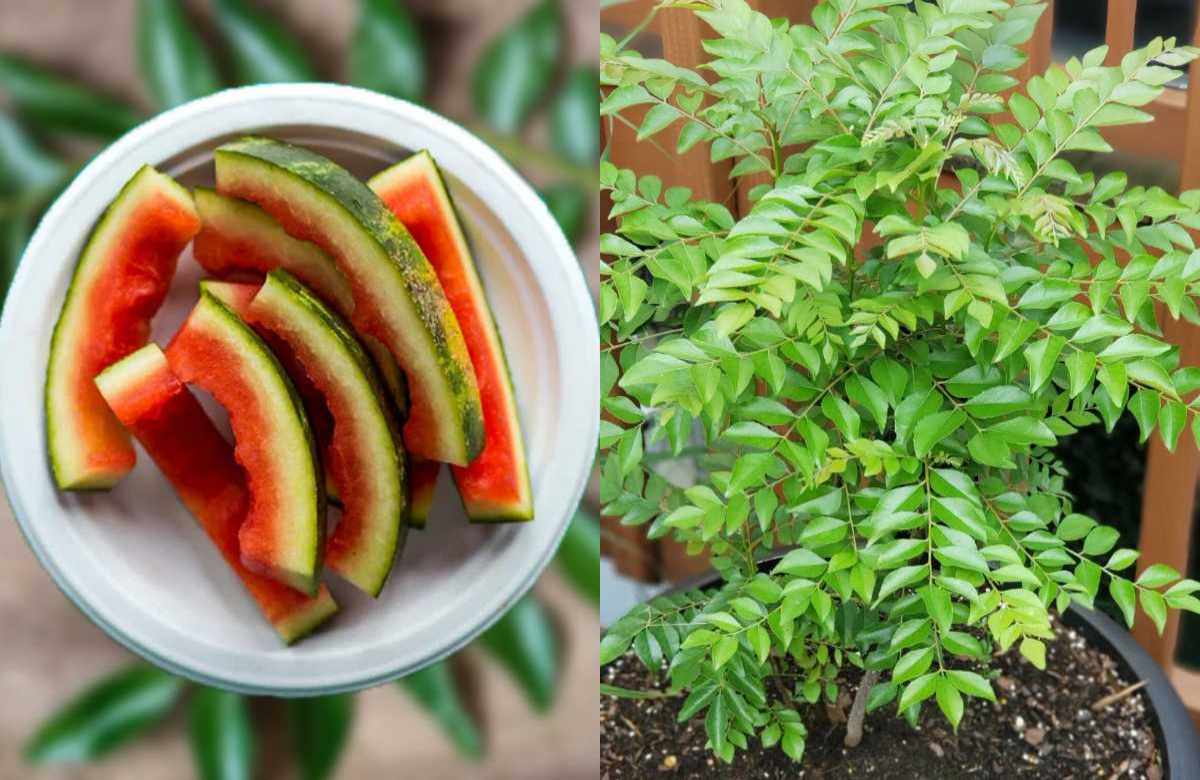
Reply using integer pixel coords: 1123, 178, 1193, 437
213, 136, 483, 467
370, 151, 533, 523
46, 165, 199, 490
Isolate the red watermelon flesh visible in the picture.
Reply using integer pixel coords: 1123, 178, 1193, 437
370, 152, 532, 522
46, 166, 200, 490
408, 458, 440, 528
166, 290, 325, 596
94, 344, 337, 643
205, 274, 406, 597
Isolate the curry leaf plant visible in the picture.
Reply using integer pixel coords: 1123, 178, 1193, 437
599, 0, 1200, 765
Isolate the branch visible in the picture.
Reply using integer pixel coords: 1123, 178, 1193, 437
844, 669, 880, 748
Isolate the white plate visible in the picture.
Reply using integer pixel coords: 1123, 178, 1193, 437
0, 84, 597, 696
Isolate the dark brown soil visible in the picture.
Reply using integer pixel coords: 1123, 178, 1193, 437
601, 617, 1163, 778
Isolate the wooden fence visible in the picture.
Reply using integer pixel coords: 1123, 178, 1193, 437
601, 0, 1200, 721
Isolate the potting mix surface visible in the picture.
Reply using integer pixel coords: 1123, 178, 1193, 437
601, 616, 1162, 778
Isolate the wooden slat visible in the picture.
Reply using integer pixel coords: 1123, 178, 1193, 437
601, 2, 740, 584
1017, 0, 1055, 82
1133, 322, 1200, 666
1167, 666, 1200, 728
1132, 0, 1200, 670
1103, 0, 1138, 65
1179, 0, 1200, 189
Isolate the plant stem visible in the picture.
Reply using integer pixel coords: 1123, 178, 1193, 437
844, 669, 879, 748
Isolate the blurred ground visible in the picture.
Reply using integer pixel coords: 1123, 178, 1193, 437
0, 0, 598, 777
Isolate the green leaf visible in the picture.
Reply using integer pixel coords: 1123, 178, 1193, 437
712, 635, 739, 669
1127, 389, 1159, 443
472, 0, 561, 133
1107, 548, 1140, 571
0, 113, 67, 201
480, 596, 558, 711
212, 0, 315, 84
0, 53, 143, 138
913, 409, 967, 456
897, 673, 938, 710
288, 695, 355, 779
1, 213, 31, 307
773, 548, 827, 578
1019, 637, 1046, 670
1023, 336, 1064, 392
1082, 525, 1120, 555
556, 509, 600, 604
551, 67, 599, 166
935, 678, 964, 730
1110, 577, 1136, 627
599, 631, 632, 664
1098, 334, 1171, 361
1160, 400, 1187, 451
967, 431, 1014, 468
964, 385, 1032, 419
1098, 361, 1128, 406
539, 184, 588, 243
989, 416, 1057, 446
893, 646, 935, 684
724, 421, 781, 449
189, 688, 253, 780
947, 670, 995, 701
350, 0, 426, 102
399, 661, 483, 760
137, 0, 222, 109
706, 689, 728, 748
875, 565, 927, 604
1056, 513, 1094, 541
24, 664, 183, 764
1065, 350, 1096, 398
1008, 92, 1040, 131
1141, 589, 1168, 633
1138, 563, 1181, 589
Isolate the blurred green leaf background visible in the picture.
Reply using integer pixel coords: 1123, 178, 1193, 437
0, 1, 599, 778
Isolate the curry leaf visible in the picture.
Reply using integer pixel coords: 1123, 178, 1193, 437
472, 0, 561, 132
189, 688, 253, 780
137, 0, 222, 108
212, 0, 316, 84
24, 665, 183, 764
350, 0, 427, 102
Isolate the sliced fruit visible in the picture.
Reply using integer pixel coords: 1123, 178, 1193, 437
193, 187, 354, 317
192, 187, 410, 418
165, 287, 324, 595
207, 271, 407, 597
95, 344, 337, 643
371, 152, 532, 522
214, 136, 483, 466
45, 165, 200, 489
408, 458, 440, 528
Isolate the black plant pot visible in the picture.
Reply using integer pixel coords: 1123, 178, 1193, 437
657, 554, 1200, 779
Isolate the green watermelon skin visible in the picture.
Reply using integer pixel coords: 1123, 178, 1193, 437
95, 344, 337, 643
371, 152, 533, 522
206, 271, 407, 598
46, 166, 200, 490
166, 289, 325, 597
213, 137, 484, 467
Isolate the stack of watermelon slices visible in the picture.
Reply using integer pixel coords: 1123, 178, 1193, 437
45, 138, 533, 644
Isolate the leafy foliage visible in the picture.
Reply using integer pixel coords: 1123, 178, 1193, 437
5, 1, 598, 776
600, 0, 1200, 766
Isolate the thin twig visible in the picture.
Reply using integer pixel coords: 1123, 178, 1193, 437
1091, 680, 1147, 712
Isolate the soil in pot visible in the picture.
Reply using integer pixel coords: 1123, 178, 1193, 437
601, 615, 1162, 778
